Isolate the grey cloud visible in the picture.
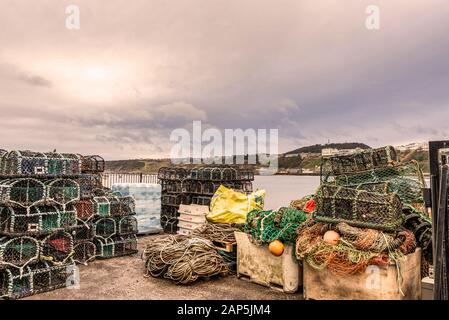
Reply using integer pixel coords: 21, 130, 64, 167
18, 73, 52, 87
1, 0, 449, 158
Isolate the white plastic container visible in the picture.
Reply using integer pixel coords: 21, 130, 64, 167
235, 231, 302, 293
112, 183, 162, 234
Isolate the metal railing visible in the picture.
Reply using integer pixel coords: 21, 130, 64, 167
101, 173, 158, 188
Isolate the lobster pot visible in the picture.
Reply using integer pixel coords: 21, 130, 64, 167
157, 167, 189, 181
314, 185, 404, 231
0, 149, 7, 174
161, 180, 184, 193
321, 146, 398, 178
161, 205, 178, 219
113, 235, 138, 257
72, 220, 94, 242
44, 152, 81, 176
161, 194, 182, 206
93, 195, 135, 217
112, 183, 161, 235
116, 216, 138, 235
31, 261, 75, 296
40, 232, 74, 264
81, 155, 105, 173
0, 266, 33, 299
77, 175, 102, 199
191, 196, 211, 206
0, 178, 46, 208
95, 235, 137, 259
323, 161, 426, 208
93, 217, 116, 238
73, 200, 95, 220
0, 206, 76, 236
0, 236, 40, 269
73, 241, 96, 264
45, 179, 80, 207
160, 216, 178, 234
2, 150, 47, 176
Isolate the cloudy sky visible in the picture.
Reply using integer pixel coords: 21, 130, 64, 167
1, 0, 448, 159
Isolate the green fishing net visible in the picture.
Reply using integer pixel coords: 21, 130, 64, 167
245, 207, 308, 244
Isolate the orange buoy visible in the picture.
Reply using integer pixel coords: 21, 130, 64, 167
323, 230, 340, 245
269, 240, 285, 256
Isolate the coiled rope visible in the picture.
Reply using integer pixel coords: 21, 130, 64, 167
142, 235, 229, 284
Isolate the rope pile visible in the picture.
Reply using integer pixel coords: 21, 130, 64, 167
296, 221, 416, 276
245, 207, 308, 244
143, 235, 229, 284
192, 222, 239, 243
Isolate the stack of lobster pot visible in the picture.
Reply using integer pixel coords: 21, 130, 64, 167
158, 166, 254, 234
69, 156, 138, 261
0, 150, 82, 299
0, 149, 138, 299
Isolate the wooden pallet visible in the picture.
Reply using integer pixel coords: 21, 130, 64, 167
212, 240, 236, 253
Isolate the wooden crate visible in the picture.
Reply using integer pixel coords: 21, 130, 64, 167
235, 231, 302, 293
303, 248, 422, 300
212, 240, 236, 253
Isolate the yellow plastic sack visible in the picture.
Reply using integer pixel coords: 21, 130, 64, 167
207, 185, 265, 224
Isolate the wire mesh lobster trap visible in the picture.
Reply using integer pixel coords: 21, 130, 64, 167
73, 241, 96, 264
92, 195, 135, 217
321, 146, 398, 177
116, 216, 138, 235
45, 179, 80, 207
0, 261, 76, 299
94, 235, 138, 259
157, 167, 189, 181
0, 150, 81, 176
0, 205, 76, 236
72, 200, 95, 221
93, 217, 117, 238
77, 174, 102, 199
322, 160, 426, 208
31, 261, 75, 296
0, 265, 33, 299
81, 155, 105, 173
72, 219, 94, 242
40, 231, 74, 264
0, 236, 40, 269
44, 152, 81, 176
314, 184, 404, 231
0, 178, 46, 209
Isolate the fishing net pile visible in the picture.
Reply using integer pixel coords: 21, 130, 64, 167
244, 207, 308, 244
318, 146, 432, 274
296, 220, 417, 276
143, 235, 230, 284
